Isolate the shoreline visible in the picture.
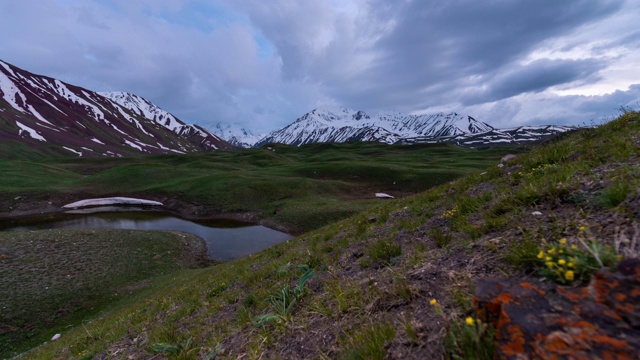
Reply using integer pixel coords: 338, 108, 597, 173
0, 193, 298, 236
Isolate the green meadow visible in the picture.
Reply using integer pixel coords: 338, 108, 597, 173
0, 142, 523, 234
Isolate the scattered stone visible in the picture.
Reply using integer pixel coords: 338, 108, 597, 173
501, 154, 518, 163
51, 333, 61, 341
480, 172, 487, 176
474, 259, 640, 359
375, 193, 395, 199
531, 211, 543, 216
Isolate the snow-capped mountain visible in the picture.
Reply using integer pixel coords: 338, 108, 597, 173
256, 108, 517, 147
99, 91, 184, 131
0, 59, 232, 157
254, 108, 578, 148
100, 91, 229, 152
397, 125, 579, 147
210, 123, 267, 148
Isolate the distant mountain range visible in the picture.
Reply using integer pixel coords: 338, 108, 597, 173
236, 108, 577, 148
0, 59, 232, 157
210, 123, 267, 149
0, 59, 578, 157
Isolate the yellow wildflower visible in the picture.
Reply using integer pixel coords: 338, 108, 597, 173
558, 259, 566, 265
567, 262, 574, 268
559, 249, 564, 254
465, 317, 475, 326
547, 248, 556, 255
571, 245, 578, 250
546, 256, 552, 262
565, 271, 574, 282
537, 251, 544, 259
545, 262, 553, 268
430, 299, 437, 305
579, 226, 586, 232
559, 238, 567, 245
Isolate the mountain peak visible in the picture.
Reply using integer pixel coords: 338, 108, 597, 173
211, 123, 267, 148
0, 60, 232, 157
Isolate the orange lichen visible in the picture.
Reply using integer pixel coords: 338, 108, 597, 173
557, 287, 588, 303
519, 282, 545, 296
590, 335, 632, 349
614, 292, 628, 302
501, 324, 525, 355
592, 275, 620, 302
495, 292, 515, 305
613, 302, 634, 314
544, 331, 573, 353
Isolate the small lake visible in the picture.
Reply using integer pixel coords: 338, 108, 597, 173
0, 209, 293, 261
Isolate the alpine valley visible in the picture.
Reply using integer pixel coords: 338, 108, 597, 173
0, 59, 232, 158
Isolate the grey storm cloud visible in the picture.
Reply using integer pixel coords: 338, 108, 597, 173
1, 0, 639, 131
327, 0, 623, 111
461, 58, 605, 105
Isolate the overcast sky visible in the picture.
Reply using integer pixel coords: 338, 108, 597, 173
2, 0, 639, 132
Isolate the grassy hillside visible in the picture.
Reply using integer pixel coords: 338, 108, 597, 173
0, 229, 208, 357
0, 142, 521, 234
15, 112, 639, 359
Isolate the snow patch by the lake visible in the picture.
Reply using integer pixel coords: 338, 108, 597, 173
62, 197, 164, 209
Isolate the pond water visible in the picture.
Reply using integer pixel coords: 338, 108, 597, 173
0, 209, 292, 261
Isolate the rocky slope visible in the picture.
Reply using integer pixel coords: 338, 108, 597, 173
0, 60, 232, 157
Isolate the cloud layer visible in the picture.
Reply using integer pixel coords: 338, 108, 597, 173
1, 0, 639, 130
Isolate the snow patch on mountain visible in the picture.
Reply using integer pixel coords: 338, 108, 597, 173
99, 91, 182, 131
63, 146, 82, 156
54, 80, 105, 121
16, 121, 46, 141
0, 71, 28, 113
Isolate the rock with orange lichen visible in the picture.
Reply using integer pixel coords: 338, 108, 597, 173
475, 258, 640, 359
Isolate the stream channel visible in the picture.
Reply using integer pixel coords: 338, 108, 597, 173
0, 208, 292, 261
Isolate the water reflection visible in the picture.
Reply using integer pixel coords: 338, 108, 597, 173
0, 211, 292, 261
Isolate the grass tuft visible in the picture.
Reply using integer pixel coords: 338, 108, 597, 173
367, 239, 402, 267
